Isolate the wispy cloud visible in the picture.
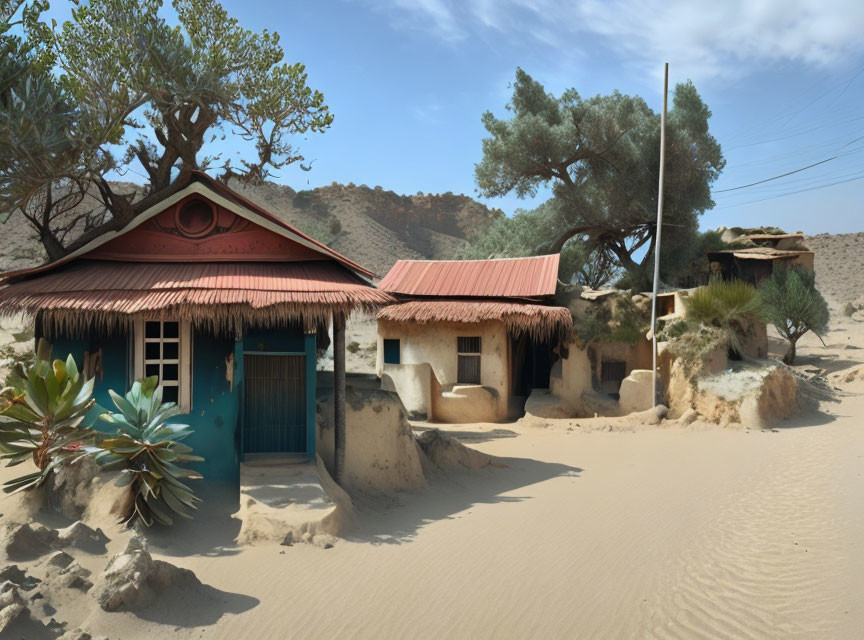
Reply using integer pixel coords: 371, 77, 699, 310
362, 0, 864, 81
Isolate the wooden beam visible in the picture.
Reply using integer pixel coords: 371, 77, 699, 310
333, 314, 346, 483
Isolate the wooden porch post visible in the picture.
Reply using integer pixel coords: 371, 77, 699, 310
333, 314, 346, 483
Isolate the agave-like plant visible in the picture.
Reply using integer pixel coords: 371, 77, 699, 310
683, 279, 763, 355
0, 340, 96, 494
89, 376, 204, 527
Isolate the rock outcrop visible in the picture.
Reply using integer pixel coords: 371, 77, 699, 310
666, 360, 799, 428
94, 536, 200, 611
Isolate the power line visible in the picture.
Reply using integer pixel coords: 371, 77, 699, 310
714, 173, 864, 209
714, 156, 838, 193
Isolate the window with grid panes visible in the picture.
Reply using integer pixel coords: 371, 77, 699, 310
144, 321, 181, 403
135, 319, 191, 411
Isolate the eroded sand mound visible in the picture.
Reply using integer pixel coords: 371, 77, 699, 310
416, 429, 508, 471
830, 364, 864, 389
664, 357, 801, 429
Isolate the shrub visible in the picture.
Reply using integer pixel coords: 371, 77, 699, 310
664, 325, 728, 373
759, 265, 829, 365
656, 318, 689, 342
0, 340, 96, 494
683, 279, 762, 355
88, 376, 203, 527
576, 293, 650, 345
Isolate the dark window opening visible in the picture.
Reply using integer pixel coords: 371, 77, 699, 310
383, 339, 400, 365
458, 336, 481, 354
457, 336, 482, 384
601, 360, 627, 384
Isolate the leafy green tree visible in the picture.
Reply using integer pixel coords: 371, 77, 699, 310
0, 339, 96, 494
759, 265, 829, 365
89, 376, 203, 527
1, 0, 332, 260
474, 68, 724, 289
459, 202, 619, 288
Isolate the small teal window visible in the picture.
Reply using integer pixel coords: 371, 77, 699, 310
383, 339, 400, 365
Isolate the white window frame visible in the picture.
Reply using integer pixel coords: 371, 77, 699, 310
134, 318, 192, 413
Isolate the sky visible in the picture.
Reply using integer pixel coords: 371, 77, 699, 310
40, 0, 864, 234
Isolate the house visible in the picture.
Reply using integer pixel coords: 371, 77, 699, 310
0, 172, 392, 483
375, 255, 573, 423
707, 229, 814, 285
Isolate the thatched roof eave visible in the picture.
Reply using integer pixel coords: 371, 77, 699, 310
377, 299, 573, 342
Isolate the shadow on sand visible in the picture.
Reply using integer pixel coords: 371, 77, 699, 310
144, 485, 243, 558
129, 582, 259, 626
345, 454, 582, 546
411, 423, 519, 444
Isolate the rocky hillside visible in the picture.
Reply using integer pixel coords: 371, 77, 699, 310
0, 180, 503, 277
228, 180, 502, 276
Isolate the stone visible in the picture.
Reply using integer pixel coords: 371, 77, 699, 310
280, 531, 293, 546
46, 617, 67, 633
61, 561, 91, 578
45, 550, 75, 569
59, 629, 93, 640
311, 534, 336, 549
0, 565, 26, 584
844, 302, 857, 317
1, 522, 58, 559
0, 584, 23, 608
677, 408, 699, 425
63, 574, 93, 592
57, 521, 108, 553
0, 565, 39, 591
94, 534, 201, 611
629, 404, 668, 426
0, 603, 28, 633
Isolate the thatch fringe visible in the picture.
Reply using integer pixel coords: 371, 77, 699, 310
0, 290, 392, 337
377, 300, 573, 342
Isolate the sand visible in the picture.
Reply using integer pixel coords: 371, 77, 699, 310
0, 322, 859, 639
2, 233, 864, 638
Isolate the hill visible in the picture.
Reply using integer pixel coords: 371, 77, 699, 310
0, 180, 504, 277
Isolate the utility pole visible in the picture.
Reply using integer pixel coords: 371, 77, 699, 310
651, 62, 669, 407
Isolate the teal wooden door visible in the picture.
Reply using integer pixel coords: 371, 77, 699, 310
243, 354, 306, 454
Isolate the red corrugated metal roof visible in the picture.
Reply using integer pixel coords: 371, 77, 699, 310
377, 255, 560, 299
0, 260, 393, 315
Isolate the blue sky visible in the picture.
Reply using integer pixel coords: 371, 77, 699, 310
42, 0, 864, 234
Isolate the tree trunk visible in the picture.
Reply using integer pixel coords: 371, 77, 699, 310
783, 339, 797, 365
41, 231, 66, 263
333, 315, 346, 484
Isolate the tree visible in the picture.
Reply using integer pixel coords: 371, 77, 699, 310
459, 202, 619, 289
1, 0, 332, 260
474, 68, 724, 289
759, 265, 829, 365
